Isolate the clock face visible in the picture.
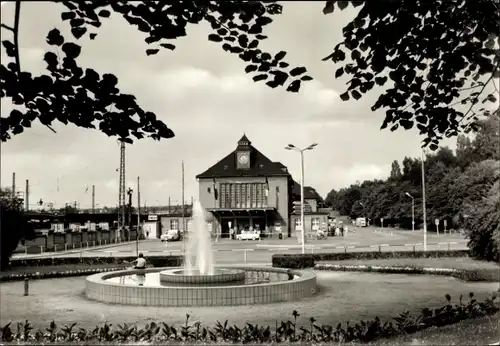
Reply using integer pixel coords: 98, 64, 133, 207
238, 153, 249, 164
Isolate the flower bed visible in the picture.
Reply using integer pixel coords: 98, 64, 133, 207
272, 250, 470, 269
314, 263, 500, 282
0, 267, 127, 282
1, 294, 497, 344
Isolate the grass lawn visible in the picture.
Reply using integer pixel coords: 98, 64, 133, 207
1, 271, 497, 333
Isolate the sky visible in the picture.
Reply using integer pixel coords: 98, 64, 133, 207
0, 1, 472, 209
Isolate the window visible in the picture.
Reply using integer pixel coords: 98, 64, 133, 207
230, 184, 236, 208
246, 183, 251, 208
207, 187, 211, 194
236, 184, 241, 208
312, 218, 320, 230
170, 219, 179, 230
251, 184, 257, 208
294, 218, 302, 230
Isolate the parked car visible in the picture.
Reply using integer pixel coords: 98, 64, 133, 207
236, 230, 260, 241
161, 229, 180, 242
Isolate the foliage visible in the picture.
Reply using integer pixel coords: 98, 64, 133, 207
272, 250, 470, 269
325, 112, 499, 241
322, 0, 500, 149
315, 263, 500, 282
8, 254, 183, 269
1, 1, 499, 144
0, 188, 35, 271
464, 181, 500, 262
1, 295, 498, 344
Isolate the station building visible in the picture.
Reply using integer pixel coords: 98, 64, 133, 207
196, 134, 328, 239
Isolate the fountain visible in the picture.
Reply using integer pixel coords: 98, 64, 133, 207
85, 201, 317, 306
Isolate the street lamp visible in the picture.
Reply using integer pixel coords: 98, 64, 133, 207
421, 149, 427, 252
405, 192, 415, 232
285, 142, 318, 255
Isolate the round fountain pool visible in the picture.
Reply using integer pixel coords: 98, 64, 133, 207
159, 268, 246, 285
85, 266, 317, 307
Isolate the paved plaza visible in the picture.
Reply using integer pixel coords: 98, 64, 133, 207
13, 226, 468, 263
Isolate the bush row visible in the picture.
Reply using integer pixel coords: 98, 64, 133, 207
272, 250, 470, 269
1, 294, 497, 344
0, 267, 128, 282
8, 255, 183, 269
315, 263, 500, 283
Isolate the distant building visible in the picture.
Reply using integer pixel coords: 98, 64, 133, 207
196, 134, 328, 239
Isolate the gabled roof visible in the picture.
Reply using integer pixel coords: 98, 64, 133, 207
196, 135, 291, 178
291, 182, 322, 200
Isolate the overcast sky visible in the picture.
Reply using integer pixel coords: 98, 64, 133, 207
0, 1, 465, 209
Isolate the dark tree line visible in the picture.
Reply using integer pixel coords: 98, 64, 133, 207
325, 113, 500, 262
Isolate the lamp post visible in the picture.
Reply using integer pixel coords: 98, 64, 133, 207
421, 149, 427, 252
285, 143, 318, 255
405, 192, 415, 232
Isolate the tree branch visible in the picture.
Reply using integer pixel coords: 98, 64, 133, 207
0, 23, 14, 31
12, 0, 56, 134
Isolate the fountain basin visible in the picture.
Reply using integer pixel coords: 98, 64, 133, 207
159, 267, 246, 285
85, 266, 317, 306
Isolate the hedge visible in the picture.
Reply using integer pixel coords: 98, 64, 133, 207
315, 263, 500, 283
272, 250, 470, 269
8, 255, 184, 269
1, 294, 497, 344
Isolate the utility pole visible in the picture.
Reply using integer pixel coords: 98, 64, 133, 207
25, 179, 29, 211
118, 140, 126, 241
137, 176, 140, 255
12, 172, 15, 199
127, 187, 133, 227
421, 149, 427, 252
181, 161, 185, 256
168, 197, 171, 214
91, 185, 95, 214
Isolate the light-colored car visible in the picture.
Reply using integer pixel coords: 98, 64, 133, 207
161, 230, 180, 242
236, 230, 260, 241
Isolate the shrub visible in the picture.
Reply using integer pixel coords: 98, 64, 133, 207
272, 250, 470, 269
8, 255, 183, 269
314, 263, 500, 283
0, 294, 497, 344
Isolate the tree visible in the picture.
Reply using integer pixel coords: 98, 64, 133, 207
464, 181, 500, 262
1, 0, 499, 145
0, 188, 35, 270
389, 160, 402, 181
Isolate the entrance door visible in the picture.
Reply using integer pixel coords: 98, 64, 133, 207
220, 218, 230, 238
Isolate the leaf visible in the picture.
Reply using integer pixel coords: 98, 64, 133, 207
301, 75, 313, 81
323, 1, 335, 14
146, 49, 159, 56
62, 42, 82, 59
71, 27, 87, 39
335, 67, 344, 78
289, 67, 307, 77
351, 90, 362, 100
160, 43, 176, 50
375, 76, 388, 86
208, 34, 223, 42
253, 74, 268, 82
274, 51, 287, 61
46, 29, 65, 46
61, 12, 76, 21
340, 92, 350, 101
89, 33, 97, 40
279, 62, 289, 68
98, 9, 111, 18
337, 1, 349, 10
248, 40, 258, 49
286, 79, 301, 92
245, 65, 258, 73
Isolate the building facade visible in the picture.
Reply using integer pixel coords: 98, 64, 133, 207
196, 135, 328, 239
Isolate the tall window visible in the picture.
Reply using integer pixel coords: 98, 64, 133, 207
294, 218, 302, 230
251, 184, 257, 208
246, 183, 251, 208
230, 184, 236, 208
170, 219, 179, 230
235, 184, 241, 208
312, 218, 320, 230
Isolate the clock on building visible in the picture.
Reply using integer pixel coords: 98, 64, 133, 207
237, 152, 250, 169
